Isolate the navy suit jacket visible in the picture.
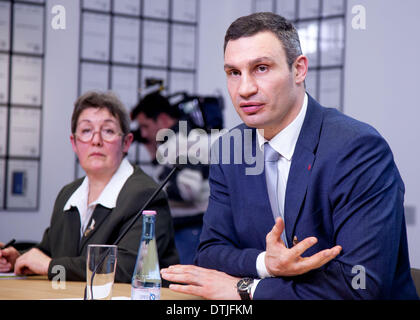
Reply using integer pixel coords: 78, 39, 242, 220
195, 95, 418, 299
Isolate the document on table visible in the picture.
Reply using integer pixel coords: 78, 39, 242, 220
0, 273, 27, 280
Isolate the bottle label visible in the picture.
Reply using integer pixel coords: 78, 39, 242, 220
131, 287, 161, 300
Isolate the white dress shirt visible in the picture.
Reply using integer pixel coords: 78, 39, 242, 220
63, 157, 134, 238
251, 93, 308, 297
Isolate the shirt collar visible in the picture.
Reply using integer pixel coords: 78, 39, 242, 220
64, 157, 134, 211
257, 93, 308, 161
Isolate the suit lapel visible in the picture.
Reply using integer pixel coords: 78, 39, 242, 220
243, 126, 279, 243
284, 148, 314, 246
284, 94, 323, 246
79, 204, 112, 252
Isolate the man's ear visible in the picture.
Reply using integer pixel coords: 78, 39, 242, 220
293, 55, 308, 85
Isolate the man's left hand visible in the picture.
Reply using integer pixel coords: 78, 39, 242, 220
161, 265, 241, 300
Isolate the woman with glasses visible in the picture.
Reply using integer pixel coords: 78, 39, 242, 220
0, 91, 179, 283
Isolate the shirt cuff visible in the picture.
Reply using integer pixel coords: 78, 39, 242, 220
256, 251, 273, 278
250, 279, 260, 299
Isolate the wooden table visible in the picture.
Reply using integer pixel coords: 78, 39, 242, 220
0, 276, 202, 300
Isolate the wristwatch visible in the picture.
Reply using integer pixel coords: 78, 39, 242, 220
237, 277, 254, 300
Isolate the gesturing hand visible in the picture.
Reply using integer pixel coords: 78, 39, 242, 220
265, 217, 342, 277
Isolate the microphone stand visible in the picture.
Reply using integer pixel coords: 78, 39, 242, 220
84, 164, 182, 300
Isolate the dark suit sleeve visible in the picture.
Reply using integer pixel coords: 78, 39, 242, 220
195, 161, 262, 278
35, 186, 66, 257
254, 133, 409, 299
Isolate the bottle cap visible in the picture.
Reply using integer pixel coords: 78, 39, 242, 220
142, 210, 157, 215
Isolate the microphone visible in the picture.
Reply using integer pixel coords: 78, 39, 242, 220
84, 159, 186, 300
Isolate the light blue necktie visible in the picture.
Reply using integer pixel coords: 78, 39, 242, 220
264, 143, 288, 246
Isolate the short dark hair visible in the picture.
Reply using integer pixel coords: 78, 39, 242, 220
72, 91, 130, 135
224, 12, 302, 68
131, 92, 181, 121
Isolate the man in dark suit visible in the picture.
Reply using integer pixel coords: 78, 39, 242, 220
160, 12, 418, 299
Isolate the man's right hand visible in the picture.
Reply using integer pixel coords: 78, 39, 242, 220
265, 218, 342, 277
0, 243, 20, 273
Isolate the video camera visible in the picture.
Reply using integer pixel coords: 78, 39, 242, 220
131, 78, 225, 143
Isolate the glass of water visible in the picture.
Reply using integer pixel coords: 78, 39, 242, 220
86, 244, 118, 300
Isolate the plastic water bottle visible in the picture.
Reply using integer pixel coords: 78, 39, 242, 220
131, 210, 161, 300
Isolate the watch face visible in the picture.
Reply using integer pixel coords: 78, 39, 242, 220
237, 278, 253, 290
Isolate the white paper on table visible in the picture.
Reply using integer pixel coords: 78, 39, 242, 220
322, 0, 345, 17
112, 16, 140, 64
297, 21, 319, 68
113, 0, 140, 16
171, 24, 195, 70
7, 159, 39, 209
0, 2, 11, 51
298, 0, 320, 19
0, 272, 27, 279
83, 0, 111, 12
143, 0, 169, 19
275, 0, 296, 21
320, 18, 344, 67
13, 3, 44, 54
142, 20, 168, 67
169, 71, 195, 95
319, 68, 342, 109
0, 53, 9, 103
111, 65, 139, 110
80, 62, 109, 94
0, 107, 7, 156
172, 0, 197, 22
11, 55, 43, 105
9, 107, 41, 157
81, 12, 110, 61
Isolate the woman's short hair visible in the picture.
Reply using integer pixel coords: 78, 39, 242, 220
72, 91, 130, 135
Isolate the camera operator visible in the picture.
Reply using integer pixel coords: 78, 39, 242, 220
131, 91, 210, 265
